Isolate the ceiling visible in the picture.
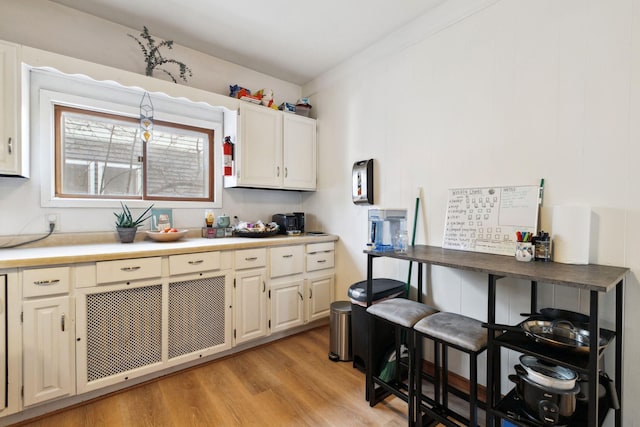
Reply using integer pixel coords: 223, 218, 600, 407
50, 0, 446, 85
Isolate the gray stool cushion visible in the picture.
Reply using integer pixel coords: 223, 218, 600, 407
366, 298, 438, 328
414, 312, 487, 352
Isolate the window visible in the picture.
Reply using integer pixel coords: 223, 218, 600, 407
55, 105, 214, 201
30, 67, 227, 208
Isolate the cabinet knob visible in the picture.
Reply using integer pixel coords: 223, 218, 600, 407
7, 137, 12, 155
188, 259, 204, 265
120, 266, 141, 272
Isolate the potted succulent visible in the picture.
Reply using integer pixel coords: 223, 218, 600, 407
114, 202, 154, 243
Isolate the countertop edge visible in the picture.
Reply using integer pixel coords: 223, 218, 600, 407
0, 234, 339, 269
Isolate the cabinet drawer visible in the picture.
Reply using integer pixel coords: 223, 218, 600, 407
96, 257, 162, 284
270, 245, 304, 278
23, 266, 71, 297
307, 242, 335, 253
234, 248, 267, 270
169, 252, 221, 275
306, 251, 335, 272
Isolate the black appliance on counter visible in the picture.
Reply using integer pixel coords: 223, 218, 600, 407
272, 212, 304, 234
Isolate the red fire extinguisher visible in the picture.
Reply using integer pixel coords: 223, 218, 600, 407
223, 136, 233, 176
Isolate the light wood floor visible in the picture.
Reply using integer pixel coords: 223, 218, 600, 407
13, 325, 413, 427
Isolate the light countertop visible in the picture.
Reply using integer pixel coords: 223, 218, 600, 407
0, 234, 338, 269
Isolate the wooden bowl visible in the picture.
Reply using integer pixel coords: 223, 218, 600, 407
146, 230, 188, 242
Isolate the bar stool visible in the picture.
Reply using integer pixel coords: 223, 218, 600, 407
413, 312, 488, 427
366, 298, 438, 426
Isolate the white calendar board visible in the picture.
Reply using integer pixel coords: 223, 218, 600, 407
443, 185, 540, 256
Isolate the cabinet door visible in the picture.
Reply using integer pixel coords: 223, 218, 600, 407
283, 114, 316, 190
307, 273, 334, 322
234, 269, 268, 344
0, 41, 23, 176
23, 296, 74, 406
270, 279, 305, 333
236, 104, 282, 188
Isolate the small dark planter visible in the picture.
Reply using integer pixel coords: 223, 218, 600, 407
116, 227, 137, 243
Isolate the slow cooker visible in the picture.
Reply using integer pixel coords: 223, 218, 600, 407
509, 357, 580, 426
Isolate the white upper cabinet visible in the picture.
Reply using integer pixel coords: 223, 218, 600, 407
234, 103, 283, 188
283, 114, 317, 190
225, 103, 317, 190
0, 40, 28, 177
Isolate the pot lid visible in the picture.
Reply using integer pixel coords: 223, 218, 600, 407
519, 355, 577, 390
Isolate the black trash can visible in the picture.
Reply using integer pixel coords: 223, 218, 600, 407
328, 301, 352, 362
348, 278, 407, 372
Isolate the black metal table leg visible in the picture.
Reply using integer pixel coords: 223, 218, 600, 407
486, 273, 497, 427
615, 279, 624, 427
588, 291, 600, 427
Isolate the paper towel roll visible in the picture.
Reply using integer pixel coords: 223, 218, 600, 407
552, 206, 591, 264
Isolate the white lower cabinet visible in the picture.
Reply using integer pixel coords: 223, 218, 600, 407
23, 296, 74, 406
12, 239, 335, 418
270, 278, 305, 333
233, 248, 268, 345
306, 272, 334, 323
267, 243, 335, 334
233, 268, 268, 345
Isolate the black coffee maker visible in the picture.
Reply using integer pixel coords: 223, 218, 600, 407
272, 212, 304, 234
293, 212, 305, 233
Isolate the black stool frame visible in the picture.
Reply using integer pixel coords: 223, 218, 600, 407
366, 306, 419, 426
414, 330, 486, 427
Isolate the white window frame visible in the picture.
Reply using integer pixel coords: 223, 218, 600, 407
30, 67, 224, 209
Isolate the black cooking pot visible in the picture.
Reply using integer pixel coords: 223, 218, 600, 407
510, 365, 579, 426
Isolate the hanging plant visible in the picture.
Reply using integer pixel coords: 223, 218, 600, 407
128, 26, 193, 83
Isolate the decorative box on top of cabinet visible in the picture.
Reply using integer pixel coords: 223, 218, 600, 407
224, 102, 317, 191
0, 40, 28, 177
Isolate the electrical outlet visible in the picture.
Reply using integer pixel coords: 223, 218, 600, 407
47, 213, 60, 232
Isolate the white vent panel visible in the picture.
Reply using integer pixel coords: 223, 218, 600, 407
168, 275, 226, 359
85, 285, 162, 382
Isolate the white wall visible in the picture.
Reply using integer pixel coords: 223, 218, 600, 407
0, 0, 307, 236
1, 0, 639, 424
305, 0, 640, 424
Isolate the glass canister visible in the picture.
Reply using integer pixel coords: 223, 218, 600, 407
534, 232, 552, 261
394, 230, 409, 253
